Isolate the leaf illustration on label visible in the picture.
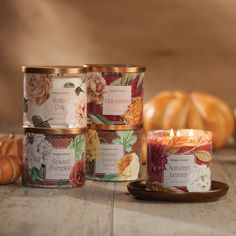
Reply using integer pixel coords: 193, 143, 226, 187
112, 130, 137, 153
32, 115, 51, 128
121, 73, 137, 85
110, 77, 122, 86
104, 173, 119, 181
167, 147, 180, 156
88, 112, 112, 125
136, 72, 144, 90
64, 82, 75, 88
146, 181, 184, 193
68, 135, 85, 160
24, 98, 28, 113
75, 86, 84, 96
30, 166, 44, 182
110, 73, 137, 86
195, 150, 212, 162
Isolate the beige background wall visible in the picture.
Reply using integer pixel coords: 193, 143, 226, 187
0, 0, 236, 131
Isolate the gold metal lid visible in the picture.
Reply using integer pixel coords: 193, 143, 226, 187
23, 127, 87, 135
84, 64, 146, 73
22, 66, 88, 74
88, 124, 143, 131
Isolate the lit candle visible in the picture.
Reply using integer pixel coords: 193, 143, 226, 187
147, 129, 212, 192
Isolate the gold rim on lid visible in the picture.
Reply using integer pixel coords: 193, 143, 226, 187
84, 64, 146, 73
22, 66, 88, 74
88, 124, 143, 131
23, 127, 88, 135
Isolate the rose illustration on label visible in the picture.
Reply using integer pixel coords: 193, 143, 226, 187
26, 73, 53, 105
66, 96, 87, 128
69, 160, 85, 187
187, 164, 211, 192
24, 134, 53, 182
23, 132, 86, 188
24, 73, 87, 128
87, 72, 107, 104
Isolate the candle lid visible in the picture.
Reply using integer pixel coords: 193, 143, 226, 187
88, 123, 143, 131
22, 66, 88, 74
84, 64, 146, 73
23, 127, 87, 135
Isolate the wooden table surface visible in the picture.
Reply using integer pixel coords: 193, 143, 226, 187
0, 147, 235, 236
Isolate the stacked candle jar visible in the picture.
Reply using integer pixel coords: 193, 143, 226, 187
22, 66, 88, 188
85, 64, 145, 181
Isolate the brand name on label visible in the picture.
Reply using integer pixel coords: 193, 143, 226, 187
103, 98, 130, 104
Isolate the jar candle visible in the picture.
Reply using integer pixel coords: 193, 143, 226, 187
84, 64, 145, 125
23, 66, 88, 128
86, 124, 143, 181
23, 127, 87, 188
147, 129, 212, 192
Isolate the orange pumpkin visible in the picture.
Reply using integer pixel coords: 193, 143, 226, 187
0, 155, 22, 184
144, 91, 234, 149
0, 132, 23, 162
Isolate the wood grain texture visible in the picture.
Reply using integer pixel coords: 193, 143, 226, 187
0, 148, 235, 236
0, 181, 114, 236
113, 156, 236, 236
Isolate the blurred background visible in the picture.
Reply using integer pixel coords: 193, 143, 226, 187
0, 0, 236, 131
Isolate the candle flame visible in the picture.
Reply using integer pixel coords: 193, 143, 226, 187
170, 129, 174, 137
176, 130, 181, 137
189, 129, 194, 137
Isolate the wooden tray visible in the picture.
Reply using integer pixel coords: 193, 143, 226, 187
127, 180, 229, 202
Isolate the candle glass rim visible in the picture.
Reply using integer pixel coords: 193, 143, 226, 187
147, 129, 212, 139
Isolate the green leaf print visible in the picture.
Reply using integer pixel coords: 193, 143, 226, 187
110, 73, 137, 86
112, 130, 137, 153
104, 174, 119, 181
88, 112, 112, 125
68, 135, 85, 161
32, 115, 51, 128
136, 72, 144, 90
75, 86, 84, 96
64, 82, 75, 88
30, 166, 44, 182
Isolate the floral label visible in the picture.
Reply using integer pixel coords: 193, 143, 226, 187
24, 74, 87, 128
86, 129, 142, 181
147, 134, 212, 192
95, 144, 124, 174
163, 155, 195, 187
87, 72, 144, 125
45, 148, 75, 180
23, 132, 86, 188
102, 86, 131, 115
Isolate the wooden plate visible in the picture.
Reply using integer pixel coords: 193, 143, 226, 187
127, 180, 229, 202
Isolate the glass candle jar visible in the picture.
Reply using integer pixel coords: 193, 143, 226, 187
23, 66, 88, 128
147, 129, 212, 192
23, 127, 87, 188
86, 124, 143, 181
84, 64, 145, 125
